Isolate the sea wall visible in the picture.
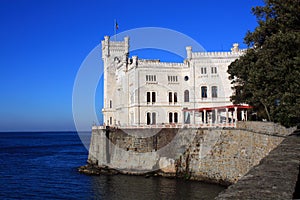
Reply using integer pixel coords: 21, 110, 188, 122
216, 131, 300, 199
236, 121, 295, 136
87, 122, 295, 184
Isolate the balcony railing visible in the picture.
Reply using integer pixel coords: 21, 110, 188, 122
92, 122, 236, 130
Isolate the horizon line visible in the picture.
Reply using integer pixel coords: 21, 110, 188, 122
0, 130, 92, 133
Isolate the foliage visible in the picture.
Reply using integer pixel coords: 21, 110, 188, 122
228, 0, 300, 127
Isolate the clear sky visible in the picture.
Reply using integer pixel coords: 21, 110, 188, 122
0, 0, 263, 131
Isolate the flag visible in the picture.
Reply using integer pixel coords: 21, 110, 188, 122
115, 21, 119, 30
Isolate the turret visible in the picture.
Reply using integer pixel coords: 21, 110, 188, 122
101, 36, 110, 59
102, 36, 130, 126
102, 36, 129, 62
124, 36, 129, 55
186, 46, 192, 60
231, 43, 239, 53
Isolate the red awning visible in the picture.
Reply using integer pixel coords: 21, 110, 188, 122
182, 105, 252, 112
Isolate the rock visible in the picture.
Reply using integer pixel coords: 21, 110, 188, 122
78, 164, 120, 176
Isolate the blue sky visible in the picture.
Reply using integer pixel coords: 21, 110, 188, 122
0, 0, 263, 131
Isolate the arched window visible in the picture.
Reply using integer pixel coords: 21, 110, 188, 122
169, 112, 173, 123
147, 92, 151, 103
147, 91, 156, 103
211, 67, 217, 74
152, 113, 156, 124
147, 112, 156, 125
201, 86, 207, 98
169, 92, 172, 103
184, 112, 190, 124
147, 112, 151, 125
212, 86, 218, 98
174, 92, 178, 103
174, 113, 178, 123
152, 92, 156, 103
169, 112, 178, 124
184, 90, 189, 102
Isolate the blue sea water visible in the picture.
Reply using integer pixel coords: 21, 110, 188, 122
0, 132, 225, 199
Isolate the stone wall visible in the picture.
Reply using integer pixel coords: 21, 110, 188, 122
216, 132, 300, 199
237, 121, 296, 136
175, 128, 283, 184
88, 122, 294, 184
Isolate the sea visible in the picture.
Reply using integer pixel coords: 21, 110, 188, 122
0, 132, 225, 199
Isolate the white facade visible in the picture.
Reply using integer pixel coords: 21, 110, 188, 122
102, 36, 245, 127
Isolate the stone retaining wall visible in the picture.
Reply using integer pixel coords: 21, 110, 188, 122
87, 122, 294, 185
216, 133, 300, 199
237, 121, 296, 136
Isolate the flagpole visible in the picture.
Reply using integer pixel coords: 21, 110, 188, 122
114, 19, 117, 41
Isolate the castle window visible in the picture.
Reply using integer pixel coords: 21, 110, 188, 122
201, 67, 207, 74
169, 92, 172, 103
169, 92, 178, 103
184, 90, 189, 102
211, 67, 217, 74
184, 112, 190, 124
109, 100, 112, 108
174, 112, 178, 123
147, 112, 156, 125
152, 92, 156, 103
174, 92, 178, 103
147, 112, 151, 125
114, 57, 120, 63
212, 86, 218, 98
201, 86, 207, 98
168, 75, 178, 83
147, 92, 151, 103
147, 91, 156, 103
169, 112, 179, 124
169, 113, 173, 123
146, 75, 156, 83
152, 113, 156, 124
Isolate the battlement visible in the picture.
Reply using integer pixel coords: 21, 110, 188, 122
102, 36, 245, 61
109, 42, 127, 53
137, 59, 186, 68
189, 43, 246, 59
102, 36, 129, 58
191, 50, 245, 58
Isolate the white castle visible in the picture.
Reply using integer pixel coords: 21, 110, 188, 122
101, 36, 250, 128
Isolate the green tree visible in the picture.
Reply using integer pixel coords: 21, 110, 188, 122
228, 0, 300, 127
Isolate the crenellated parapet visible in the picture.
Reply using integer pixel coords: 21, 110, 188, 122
137, 59, 186, 68
187, 44, 245, 60
191, 50, 245, 58
102, 36, 129, 59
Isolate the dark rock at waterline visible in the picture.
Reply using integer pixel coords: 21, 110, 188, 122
78, 163, 230, 187
78, 164, 120, 175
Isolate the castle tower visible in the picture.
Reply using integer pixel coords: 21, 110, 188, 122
102, 36, 129, 126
